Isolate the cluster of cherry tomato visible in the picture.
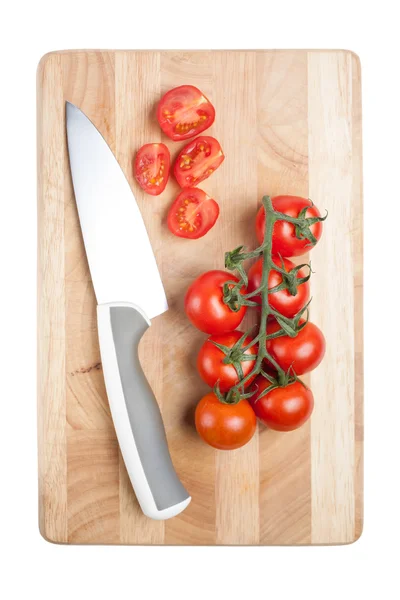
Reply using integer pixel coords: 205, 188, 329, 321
133, 85, 224, 239
185, 195, 326, 450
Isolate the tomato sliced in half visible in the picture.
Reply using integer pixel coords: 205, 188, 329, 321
134, 143, 170, 196
167, 188, 219, 239
174, 136, 224, 188
157, 85, 215, 141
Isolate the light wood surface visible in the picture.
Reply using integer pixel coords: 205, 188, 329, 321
37, 50, 363, 545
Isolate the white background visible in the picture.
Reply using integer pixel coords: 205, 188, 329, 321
1, 1, 399, 598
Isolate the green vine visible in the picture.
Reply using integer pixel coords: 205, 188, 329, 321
214, 195, 327, 405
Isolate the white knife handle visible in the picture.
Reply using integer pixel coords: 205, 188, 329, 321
97, 302, 191, 520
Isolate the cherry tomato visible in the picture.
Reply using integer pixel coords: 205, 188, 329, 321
197, 331, 258, 392
256, 196, 324, 257
185, 270, 247, 334
195, 392, 257, 450
174, 136, 224, 188
134, 143, 170, 196
265, 319, 326, 375
167, 188, 219, 239
249, 377, 314, 431
247, 256, 310, 318
157, 85, 215, 141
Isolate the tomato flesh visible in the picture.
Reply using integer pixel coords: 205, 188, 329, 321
134, 143, 170, 196
174, 136, 224, 188
184, 270, 247, 334
157, 85, 215, 141
195, 392, 257, 450
247, 256, 310, 318
167, 188, 219, 239
249, 377, 314, 432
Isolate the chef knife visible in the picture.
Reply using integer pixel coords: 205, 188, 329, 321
66, 102, 191, 520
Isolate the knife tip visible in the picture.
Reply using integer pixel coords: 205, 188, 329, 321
65, 101, 80, 118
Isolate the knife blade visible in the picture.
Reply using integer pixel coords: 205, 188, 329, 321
66, 102, 168, 317
66, 102, 191, 520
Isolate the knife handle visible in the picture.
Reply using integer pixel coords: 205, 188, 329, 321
96, 302, 191, 520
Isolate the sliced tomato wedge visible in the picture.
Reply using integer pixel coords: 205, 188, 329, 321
157, 85, 215, 141
134, 143, 170, 196
167, 188, 219, 239
174, 136, 224, 188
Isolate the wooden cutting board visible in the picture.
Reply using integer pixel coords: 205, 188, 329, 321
37, 50, 363, 545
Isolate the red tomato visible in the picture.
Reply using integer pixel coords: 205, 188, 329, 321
157, 85, 215, 141
247, 256, 310, 318
134, 143, 170, 196
249, 377, 314, 431
167, 188, 219, 239
174, 136, 224, 188
256, 196, 324, 257
184, 270, 247, 335
195, 392, 256, 450
197, 331, 258, 392
265, 319, 326, 375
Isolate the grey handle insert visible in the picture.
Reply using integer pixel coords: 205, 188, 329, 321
109, 305, 190, 513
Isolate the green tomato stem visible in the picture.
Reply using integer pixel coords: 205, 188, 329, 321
221, 195, 326, 404
226, 196, 286, 397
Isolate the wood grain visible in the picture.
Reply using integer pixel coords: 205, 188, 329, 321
160, 51, 218, 545
257, 51, 312, 545
37, 52, 68, 543
37, 50, 363, 545
61, 51, 120, 544
213, 52, 260, 545
351, 54, 364, 542
308, 51, 357, 544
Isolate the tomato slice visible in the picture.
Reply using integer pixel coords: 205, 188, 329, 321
174, 136, 224, 188
167, 188, 219, 239
157, 85, 215, 141
134, 143, 170, 196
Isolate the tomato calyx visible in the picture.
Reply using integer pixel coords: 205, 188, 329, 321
223, 252, 312, 311
290, 202, 328, 246
214, 382, 256, 406
222, 280, 259, 312
225, 245, 253, 284
210, 329, 258, 384
251, 371, 307, 403
269, 297, 311, 338
269, 256, 312, 297
217, 363, 307, 406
